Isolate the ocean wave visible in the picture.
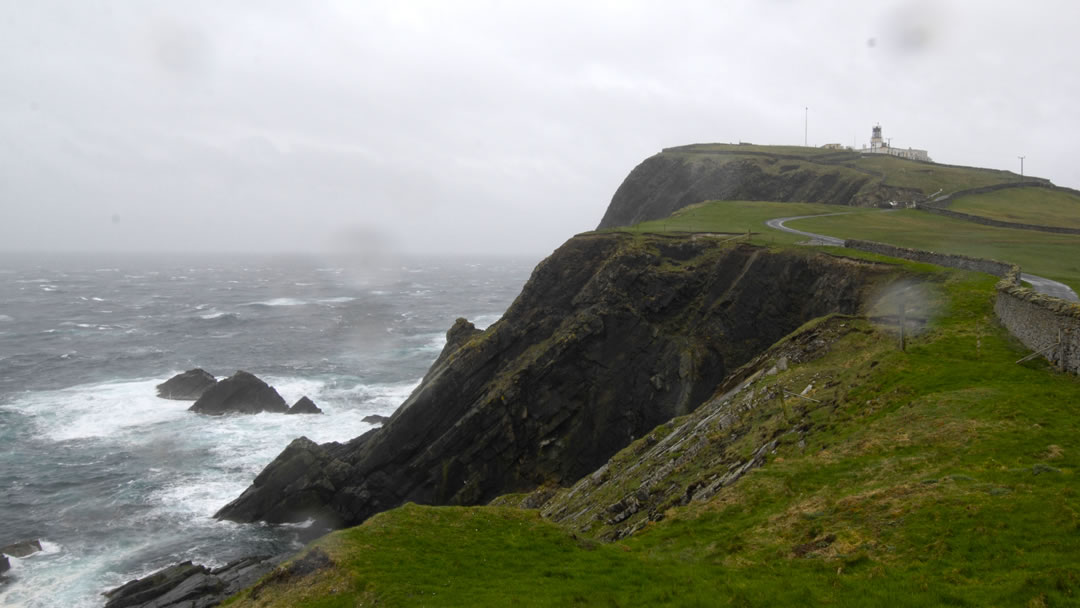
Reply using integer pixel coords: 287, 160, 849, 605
198, 311, 240, 321
244, 298, 307, 307
317, 296, 356, 304
0, 314, 13, 322
1, 378, 191, 443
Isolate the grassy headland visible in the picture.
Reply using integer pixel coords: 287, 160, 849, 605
219, 145, 1080, 607
223, 262, 1080, 607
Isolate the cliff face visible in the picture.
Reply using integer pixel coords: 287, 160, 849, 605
216, 234, 893, 530
596, 148, 917, 229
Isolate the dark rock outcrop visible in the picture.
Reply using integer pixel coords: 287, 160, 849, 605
215, 436, 364, 528
595, 146, 920, 229
103, 555, 285, 608
156, 369, 217, 400
189, 371, 288, 416
217, 234, 892, 530
0, 555, 9, 575
362, 414, 390, 425
286, 396, 322, 415
0, 539, 41, 558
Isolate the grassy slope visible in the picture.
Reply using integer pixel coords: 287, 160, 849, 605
665, 144, 1026, 196
224, 264, 1080, 607
605, 200, 844, 245
850, 155, 1023, 194
949, 187, 1080, 229
788, 209, 1080, 292
220, 149, 1080, 607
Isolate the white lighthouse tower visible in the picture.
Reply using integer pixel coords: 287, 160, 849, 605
870, 124, 885, 150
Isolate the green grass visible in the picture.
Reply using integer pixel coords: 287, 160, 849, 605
850, 155, 1025, 194
664, 144, 1028, 196
789, 208, 1080, 292
605, 200, 848, 246
949, 187, 1080, 229
666, 143, 848, 158
223, 262, 1080, 607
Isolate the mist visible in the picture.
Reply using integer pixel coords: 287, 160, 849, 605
2, 0, 1078, 255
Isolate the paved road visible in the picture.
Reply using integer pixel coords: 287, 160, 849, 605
767, 213, 1080, 302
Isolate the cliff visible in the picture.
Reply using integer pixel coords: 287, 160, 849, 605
215, 233, 894, 529
596, 147, 898, 229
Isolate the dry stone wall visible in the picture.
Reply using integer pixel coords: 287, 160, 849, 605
844, 239, 1080, 374
995, 268, 1080, 373
843, 239, 1013, 277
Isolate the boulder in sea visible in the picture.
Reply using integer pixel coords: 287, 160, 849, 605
361, 414, 390, 425
156, 369, 217, 400
286, 396, 322, 415
0, 554, 9, 575
188, 371, 288, 416
0, 539, 42, 558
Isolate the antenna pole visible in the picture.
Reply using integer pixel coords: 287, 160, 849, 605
1018, 155, 1026, 179
804, 107, 808, 146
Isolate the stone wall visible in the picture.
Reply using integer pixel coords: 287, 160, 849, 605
915, 203, 1080, 235
844, 239, 1080, 373
995, 268, 1080, 373
843, 239, 1013, 277
916, 182, 1080, 235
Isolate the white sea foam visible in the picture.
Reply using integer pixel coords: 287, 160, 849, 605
245, 298, 306, 307
317, 296, 356, 304
3, 379, 191, 443
198, 311, 233, 320
0, 314, 13, 322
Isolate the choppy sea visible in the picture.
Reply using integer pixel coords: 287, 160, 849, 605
0, 251, 534, 607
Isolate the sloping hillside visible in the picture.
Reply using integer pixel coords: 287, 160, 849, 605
597, 143, 1036, 229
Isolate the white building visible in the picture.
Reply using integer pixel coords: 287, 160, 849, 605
861, 124, 931, 162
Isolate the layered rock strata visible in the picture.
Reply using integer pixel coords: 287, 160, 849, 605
216, 234, 892, 530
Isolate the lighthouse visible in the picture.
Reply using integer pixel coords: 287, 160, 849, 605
870, 124, 884, 150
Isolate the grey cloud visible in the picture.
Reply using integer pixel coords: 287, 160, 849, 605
2, 0, 1078, 255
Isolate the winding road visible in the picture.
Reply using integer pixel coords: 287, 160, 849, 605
766, 213, 1080, 302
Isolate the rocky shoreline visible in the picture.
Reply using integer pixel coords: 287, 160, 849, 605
104, 233, 892, 606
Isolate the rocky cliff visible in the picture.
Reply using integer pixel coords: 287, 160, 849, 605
596, 146, 920, 229
216, 233, 894, 530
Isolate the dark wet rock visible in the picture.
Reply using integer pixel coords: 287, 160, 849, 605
215, 436, 363, 528
217, 234, 890, 530
103, 555, 286, 608
0, 539, 41, 558
362, 414, 390, 425
287, 396, 322, 415
0, 555, 9, 575
189, 371, 288, 416
156, 369, 217, 400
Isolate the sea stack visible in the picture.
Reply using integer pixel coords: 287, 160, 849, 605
189, 371, 288, 415
156, 369, 217, 400
287, 396, 322, 415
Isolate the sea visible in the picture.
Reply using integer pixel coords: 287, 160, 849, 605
0, 251, 535, 608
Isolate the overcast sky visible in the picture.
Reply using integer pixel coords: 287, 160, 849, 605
2, 1, 1078, 256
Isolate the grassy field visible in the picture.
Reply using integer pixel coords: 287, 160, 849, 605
662, 144, 1030, 197
223, 268, 1080, 607
788, 208, 1080, 292
850, 155, 1025, 194
605, 200, 850, 246
949, 187, 1080, 228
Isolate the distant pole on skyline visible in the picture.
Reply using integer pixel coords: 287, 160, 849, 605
804, 106, 808, 146
1018, 155, 1026, 178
